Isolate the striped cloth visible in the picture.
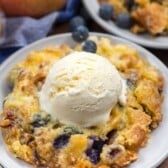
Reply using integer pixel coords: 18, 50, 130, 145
0, 0, 79, 63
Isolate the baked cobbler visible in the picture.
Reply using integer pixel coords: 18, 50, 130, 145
0, 36, 164, 168
99, 0, 168, 35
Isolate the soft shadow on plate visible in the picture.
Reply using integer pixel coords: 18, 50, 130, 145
82, 0, 168, 49
0, 33, 168, 168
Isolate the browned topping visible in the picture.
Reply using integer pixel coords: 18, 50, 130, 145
0, 119, 11, 128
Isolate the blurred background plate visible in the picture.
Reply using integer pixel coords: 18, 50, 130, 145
83, 0, 168, 49
0, 33, 168, 168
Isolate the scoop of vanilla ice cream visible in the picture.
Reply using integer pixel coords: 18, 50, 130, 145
39, 51, 124, 127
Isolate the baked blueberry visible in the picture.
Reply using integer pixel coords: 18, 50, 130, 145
32, 114, 51, 128
116, 13, 132, 29
82, 40, 97, 53
72, 25, 89, 42
53, 134, 70, 149
106, 130, 117, 144
70, 16, 86, 31
99, 4, 114, 20
86, 136, 105, 164
86, 148, 100, 164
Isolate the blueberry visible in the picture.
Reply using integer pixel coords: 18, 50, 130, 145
99, 4, 114, 20
70, 16, 85, 31
90, 137, 104, 151
32, 114, 51, 128
116, 13, 132, 29
32, 120, 45, 128
127, 78, 136, 88
82, 40, 97, 53
126, 73, 138, 88
86, 136, 105, 164
86, 149, 100, 164
53, 134, 70, 149
32, 114, 44, 127
105, 130, 117, 144
72, 25, 89, 42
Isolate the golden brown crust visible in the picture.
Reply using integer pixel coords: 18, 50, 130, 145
135, 79, 163, 128
132, 3, 168, 35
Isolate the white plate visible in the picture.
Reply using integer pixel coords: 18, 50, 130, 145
83, 0, 168, 49
0, 33, 168, 168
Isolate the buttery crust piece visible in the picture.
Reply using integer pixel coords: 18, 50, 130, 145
132, 2, 168, 35
0, 37, 164, 168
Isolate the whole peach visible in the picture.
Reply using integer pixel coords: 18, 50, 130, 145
0, 0, 66, 17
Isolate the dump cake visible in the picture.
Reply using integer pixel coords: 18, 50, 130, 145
0, 36, 164, 168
